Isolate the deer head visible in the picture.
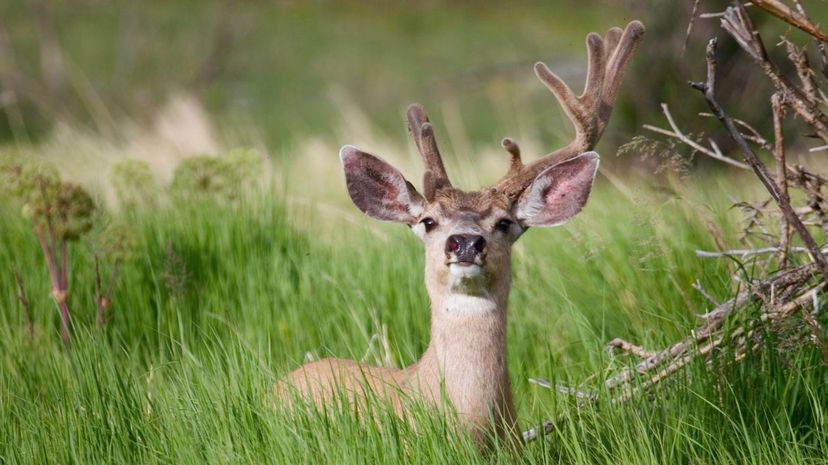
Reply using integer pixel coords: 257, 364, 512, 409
340, 21, 644, 309
277, 21, 645, 448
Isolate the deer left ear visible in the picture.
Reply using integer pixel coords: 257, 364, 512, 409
515, 152, 599, 227
340, 145, 425, 224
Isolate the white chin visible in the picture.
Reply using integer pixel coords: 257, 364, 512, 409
449, 263, 483, 279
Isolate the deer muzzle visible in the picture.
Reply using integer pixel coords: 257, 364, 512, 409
445, 234, 487, 266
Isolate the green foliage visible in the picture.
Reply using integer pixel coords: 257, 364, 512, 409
2, 158, 95, 241
1, 177, 826, 463
51, 183, 96, 241
169, 148, 264, 201
94, 220, 139, 264
110, 159, 158, 210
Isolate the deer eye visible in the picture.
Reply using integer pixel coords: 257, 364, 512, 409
495, 218, 513, 233
420, 217, 438, 233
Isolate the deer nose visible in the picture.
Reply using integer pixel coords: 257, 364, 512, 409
445, 234, 486, 263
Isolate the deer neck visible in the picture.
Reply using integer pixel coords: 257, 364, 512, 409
410, 268, 514, 425
427, 281, 510, 357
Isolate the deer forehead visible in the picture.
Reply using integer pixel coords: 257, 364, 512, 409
428, 189, 512, 221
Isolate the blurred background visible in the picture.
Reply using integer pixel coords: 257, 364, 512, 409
5, 0, 826, 192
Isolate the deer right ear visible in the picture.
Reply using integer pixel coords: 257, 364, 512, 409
514, 152, 600, 227
340, 145, 425, 224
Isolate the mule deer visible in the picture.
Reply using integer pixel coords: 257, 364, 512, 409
279, 20, 644, 447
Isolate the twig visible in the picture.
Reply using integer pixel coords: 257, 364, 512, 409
528, 378, 597, 401
751, 0, 828, 43
806, 184, 828, 241
695, 246, 821, 259
522, 421, 555, 443
555, 385, 598, 401
607, 338, 655, 359
790, 0, 828, 79
693, 280, 721, 306
699, 111, 772, 151
608, 262, 819, 389
771, 93, 791, 268
699, 12, 727, 19
801, 304, 828, 366
682, 0, 702, 56
689, 37, 828, 285
528, 262, 821, 442
642, 104, 750, 170
616, 283, 822, 402
721, 5, 828, 144
784, 40, 820, 105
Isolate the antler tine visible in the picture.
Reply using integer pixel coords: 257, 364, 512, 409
581, 32, 607, 110
501, 138, 522, 176
602, 21, 646, 111
407, 103, 451, 200
492, 21, 644, 199
602, 27, 623, 63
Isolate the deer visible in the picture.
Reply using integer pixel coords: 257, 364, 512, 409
278, 20, 644, 448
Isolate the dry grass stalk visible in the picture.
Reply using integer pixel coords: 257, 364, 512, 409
14, 270, 34, 341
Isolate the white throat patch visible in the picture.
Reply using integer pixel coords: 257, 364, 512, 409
449, 263, 482, 279
442, 293, 497, 316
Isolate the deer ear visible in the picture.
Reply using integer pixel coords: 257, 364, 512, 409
340, 145, 425, 224
515, 152, 599, 227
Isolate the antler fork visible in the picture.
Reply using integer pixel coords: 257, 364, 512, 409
407, 103, 451, 201
404, 21, 644, 201
494, 20, 645, 199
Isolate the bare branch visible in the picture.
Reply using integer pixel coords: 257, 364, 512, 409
751, 0, 828, 43
607, 338, 656, 359
642, 103, 750, 170
721, 5, 828, 144
772, 93, 791, 268
698, 112, 772, 151
695, 246, 820, 258
690, 37, 828, 284
699, 12, 727, 19
784, 39, 820, 105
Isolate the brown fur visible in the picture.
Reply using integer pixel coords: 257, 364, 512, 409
278, 187, 519, 446
276, 20, 645, 451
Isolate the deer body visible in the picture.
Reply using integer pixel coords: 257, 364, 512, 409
278, 21, 644, 448
282, 191, 517, 444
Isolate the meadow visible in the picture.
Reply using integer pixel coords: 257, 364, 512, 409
2, 1, 828, 463
2, 151, 827, 463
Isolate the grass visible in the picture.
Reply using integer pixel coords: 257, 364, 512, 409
3, 1, 827, 462
1, 164, 827, 464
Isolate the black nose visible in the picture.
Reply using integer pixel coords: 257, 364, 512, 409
445, 234, 486, 263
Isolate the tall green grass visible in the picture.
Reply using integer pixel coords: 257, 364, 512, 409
1, 174, 826, 464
